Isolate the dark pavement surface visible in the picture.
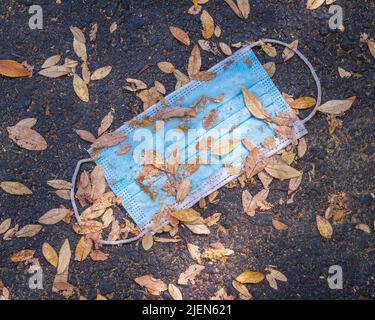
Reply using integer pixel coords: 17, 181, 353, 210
0, 0, 374, 300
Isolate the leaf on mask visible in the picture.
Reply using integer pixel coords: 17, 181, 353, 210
73, 74, 89, 102
282, 40, 299, 62
16, 224, 42, 238
98, 110, 114, 136
265, 159, 301, 180
317, 96, 356, 115
263, 62, 276, 77
190, 70, 216, 81
157, 61, 176, 74
91, 131, 126, 149
178, 264, 205, 285
0, 59, 32, 78
156, 107, 196, 120
219, 42, 232, 56
7, 123, 48, 151
169, 26, 190, 46
306, 0, 325, 10
135, 275, 168, 296
201, 10, 215, 39
202, 109, 218, 130
224, 0, 243, 19
262, 136, 276, 150
141, 233, 154, 251
57, 239, 71, 274
316, 215, 333, 239
42, 242, 58, 267
168, 283, 183, 300
272, 219, 289, 231
237, 0, 250, 19
176, 179, 191, 202
242, 87, 269, 119
236, 271, 265, 284
75, 236, 93, 261
91, 66, 112, 81
41, 54, 61, 69
260, 41, 277, 57
232, 280, 253, 300
11, 249, 36, 263
1, 181, 32, 196
188, 45, 202, 78
75, 129, 96, 143
289, 96, 316, 109
211, 139, 240, 156
116, 144, 131, 155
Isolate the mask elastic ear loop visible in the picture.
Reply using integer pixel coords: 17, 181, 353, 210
249, 39, 322, 124
70, 157, 148, 245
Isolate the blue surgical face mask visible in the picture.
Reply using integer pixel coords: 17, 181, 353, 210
71, 39, 322, 244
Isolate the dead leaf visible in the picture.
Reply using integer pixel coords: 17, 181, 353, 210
117, 144, 131, 155
91, 66, 112, 81
184, 223, 210, 235
232, 280, 252, 300
176, 179, 191, 202
289, 96, 316, 109
224, 0, 243, 19
56, 189, 70, 200
355, 223, 371, 235
169, 26, 190, 46
0, 218, 12, 234
366, 39, 375, 58
219, 42, 232, 56
157, 61, 175, 74
214, 25, 222, 37
316, 215, 333, 239
188, 4, 202, 15
317, 96, 356, 115
297, 138, 307, 158
187, 243, 202, 263
211, 139, 240, 156
73, 74, 89, 102
178, 264, 205, 285
90, 23, 98, 41
242, 190, 255, 216
0, 59, 32, 77
170, 208, 202, 223
81, 62, 90, 84
75, 236, 93, 261
1, 181, 32, 195
168, 283, 183, 300
11, 249, 35, 263
188, 45, 202, 78
72, 220, 104, 235
306, 0, 325, 10
70, 26, 86, 43
73, 38, 87, 62
266, 273, 278, 290
38, 65, 72, 78
3, 224, 19, 241
16, 224, 42, 238
242, 87, 269, 119
75, 129, 96, 143
91, 131, 126, 149
236, 271, 265, 284
260, 41, 277, 57
142, 233, 154, 251
110, 22, 117, 33
237, 0, 250, 19
41, 54, 61, 69
135, 275, 168, 296
90, 250, 109, 261
272, 219, 289, 231
190, 70, 216, 81
38, 207, 71, 225
258, 171, 273, 189
201, 10, 215, 39
47, 180, 72, 190
282, 40, 298, 62
266, 267, 288, 282
42, 242, 58, 267
265, 160, 301, 180
57, 239, 71, 274
263, 62, 276, 77
98, 110, 114, 136
338, 66, 351, 78
7, 124, 47, 151
202, 243, 234, 261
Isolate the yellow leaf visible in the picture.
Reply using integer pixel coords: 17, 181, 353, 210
73, 74, 89, 102
316, 215, 333, 239
42, 242, 58, 267
289, 96, 316, 109
236, 271, 265, 284
170, 208, 202, 223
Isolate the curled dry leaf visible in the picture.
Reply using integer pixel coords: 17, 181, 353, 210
201, 10, 215, 39
57, 239, 71, 274
157, 61, 175, 74
355, 223, 371, 235
7, 124, 47, 151
169, 26, 190, 46
178, 264, 205, 285
316, 215, 333, 239
306, 0, 325, 10
263, 62, 276, 77
75, 236, 93, 261
16, 224, 42, 238
38, 65, 72, 78
39, 207, 71, 225
73, 38, 87, 62
11, 249, 35, 263
70, 26, 86, 43
168, 283, 183, 300
219, 42, 232, 56
242, 87, 268, 119
141, 233, 154, 251
289, 96, 316, 109
317, 96, 356, 115
42, 242, 58, 267
91, 66, 112, 81
236, 271, 265, 284
211, 139, 240, 156
73, 74, 89, 102
272, 219, 289, 231
1, 181, 32, 195
338, 67, 351, 78
188, 45, 202, 78
91, 131, 126, 149
232, 280, 252, 300
0, 59, 32, 77
237, 0, 250, 19
0, 218, 12, 234
41, 54, 61, 69
135, 275, 168, 296
282, 40, 298, 62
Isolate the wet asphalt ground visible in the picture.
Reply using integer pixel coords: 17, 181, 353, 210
0, 0, 374, 300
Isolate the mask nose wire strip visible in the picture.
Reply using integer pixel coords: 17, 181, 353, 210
70, 39, 321, 245
70, 158, 149, 245
249, 39, 322, 124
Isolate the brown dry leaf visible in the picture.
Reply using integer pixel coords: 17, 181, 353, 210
56, 189, 70, 200
169, 26, 190, 46
176, 179, 191, 202
38, 207, 71, 225
3, 224, 19, 241
91, 131, 126, 149
157, 61, 175, 74
188, 4, 202, 15
224, 0, 243, 18
47, 180, 72, 190
91, 66, 112, 81
289, 96, 316, 109
288, 174, 303, 194
137, 86, 162, 110
38, 65, 72, 78
73, 74, 89, 102
90, 23, 98, 41
117, 144, 131, 155
7, 124, 47, 151
141, 233, 154, 251
90, 250, 109, 261
154, 81, 166, 94
211, 139, 240, 156
11, 249, 35, 263
211, 287, 235, 300
135, 275, 168, 296
306, 0, 325, 10
282, 40, 299, 62
237, 0, 250, 19
338, 67, 351, 78
297, 138, 307, 158
63, 58, 79, 68
170, 208, 202, 223
81, 62, 90, 84
188, 45, 202, 78
201, 10, 215, 39
261, 41, 277, 57
75, 129, 96, 143
124, 78, 148, 92
75, 236, 93, 261
184, 223, 210, 235
366, 39, 375, 58
156, 107, 195, 120
316, 215, 333, 239
242, 87, 268, 119
41, 54, 61, 69
42, 242, 58, 267
1, 181, 32, 196
15, 118, 37, 128
219, 42, 232, 56
214, 25, 222, 37
232, 280, 252, 300
73, 220, 104, 234
201, 243, 234, 261
0, 218, 12, 234
70, 26, 86, 43
272, 219, 289, 231
57, 239, 71, 274
263, 62, 276, 77
187, 243, 202, 263
16, 224, 42, 238
110, 22, 117, 33
178, 264, 205, 285
266, 274, 278, 290
0, 59, 32, 77
242, 190, 255, 216
266, 267, 288, 282
355, 223, 371, 235
98, 110, 114, 136
265, 160, 301, 180
317, 96, 356, 115
73, 38, 87, 62
262, 136, 276, 149
258, 171, 273, 189
168, 283, 183, 300
236, 271, 265, 284
190, 70, 216, 81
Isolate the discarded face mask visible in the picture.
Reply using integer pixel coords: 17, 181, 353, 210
70, 39, 322, 245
